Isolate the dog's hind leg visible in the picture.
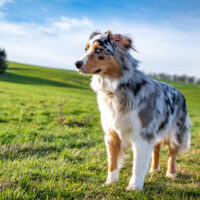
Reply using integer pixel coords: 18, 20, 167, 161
166, 144, 178, 178
104, 131, 121, 185
150, 143, 161, 173
166, 115, 191, 178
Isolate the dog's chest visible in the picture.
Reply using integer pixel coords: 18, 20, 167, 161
97, 92, 137, 134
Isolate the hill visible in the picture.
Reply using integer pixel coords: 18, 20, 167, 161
0, 62, 199, 199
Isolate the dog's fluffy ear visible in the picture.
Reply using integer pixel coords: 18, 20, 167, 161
89, 31, 101, 40
109, 32, 132, 50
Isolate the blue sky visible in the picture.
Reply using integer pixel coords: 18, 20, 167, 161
2, 0, 200, 24
0, 0, 200, 77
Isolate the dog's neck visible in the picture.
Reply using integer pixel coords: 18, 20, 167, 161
91, 75, 119, 92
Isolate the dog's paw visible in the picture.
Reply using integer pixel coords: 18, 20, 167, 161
166, 171, 177, 179
103, 170, 119, 186
102, 179, 117, 187
126, 185, 141, 191
104, 177, 118, 186
149, 165, 160, 173
149, 167, 160, 174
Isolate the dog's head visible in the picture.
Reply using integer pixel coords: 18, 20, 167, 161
75, 31, 133, 79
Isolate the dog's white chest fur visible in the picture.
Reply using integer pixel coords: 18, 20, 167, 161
97, 91, 141, 147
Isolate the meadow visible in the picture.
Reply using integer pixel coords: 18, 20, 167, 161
0, 62, 199, 199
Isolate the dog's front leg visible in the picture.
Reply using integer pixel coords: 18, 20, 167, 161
127, 137, 153, 191
104, 131, 121, 185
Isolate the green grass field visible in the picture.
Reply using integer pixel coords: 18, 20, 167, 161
0, 62, 199, 199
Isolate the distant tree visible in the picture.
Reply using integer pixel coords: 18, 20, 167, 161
157, 73, 165, 80
187, 76, 195, 83
196, 78, 200, 84
148, 73, 157, 79
158, 73, 172, 80
148, 72, 198, 84
178, 75, 188, 82
0, 48, 7, 74
172, 74, 179, 81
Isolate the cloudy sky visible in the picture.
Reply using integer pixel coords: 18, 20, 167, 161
0, 0, 200, 77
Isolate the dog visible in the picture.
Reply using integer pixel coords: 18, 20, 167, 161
75, 31, 191, 191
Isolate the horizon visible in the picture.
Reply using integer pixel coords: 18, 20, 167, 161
0, 0, 200, 77
7, 61, 199, 82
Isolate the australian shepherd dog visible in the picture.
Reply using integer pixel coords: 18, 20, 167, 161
75, 31, 191, 191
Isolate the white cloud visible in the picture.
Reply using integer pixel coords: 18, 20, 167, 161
0, 0, 13, 8
0, 17, 94, 69
0, 22, 28, 36
0, 17, 200, 78
53, 16, 93, 30
39, 16, 93, 37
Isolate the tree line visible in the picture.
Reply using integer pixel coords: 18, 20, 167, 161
0, 47, 199, 84
148, 73, 200, 84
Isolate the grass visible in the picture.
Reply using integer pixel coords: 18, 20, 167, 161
0, 62, 199, 199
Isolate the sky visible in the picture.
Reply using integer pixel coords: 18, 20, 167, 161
0, 0, 200, 77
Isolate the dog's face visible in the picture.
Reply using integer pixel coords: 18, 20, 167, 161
75, 31, 132, 79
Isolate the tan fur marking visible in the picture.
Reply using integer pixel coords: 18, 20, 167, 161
92, 42, 99, 50
85, 43, 90, 51
107, 131, 121, 172
121, 36, 131, 48
167, 144, 179, 174
84, 52, 121, 79
151, 143, 161, 171
105, 56, 121, 78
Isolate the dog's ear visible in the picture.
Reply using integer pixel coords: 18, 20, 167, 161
89, 31, 101, 40
110, 33, 132, 50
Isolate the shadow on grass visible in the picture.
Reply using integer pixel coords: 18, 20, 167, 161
40, 134, 98, 149
8, 67, 31, 71
1, 144, 62, 160
0, 135, 98, 160
0, 72, 88, 90
144, 179, 200, 199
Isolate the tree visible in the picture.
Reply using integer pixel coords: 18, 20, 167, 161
188, 76, 195, 83
0, 48, 7, 74
196, 78, 200, 84
158, 73, 172, 81
172, 74, 178, 81
177, 75, 188, 82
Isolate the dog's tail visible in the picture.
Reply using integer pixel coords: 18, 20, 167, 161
179, 115, 191, 152
170, 114, 191, 152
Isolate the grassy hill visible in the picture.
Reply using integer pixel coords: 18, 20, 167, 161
0, 62, 199, 199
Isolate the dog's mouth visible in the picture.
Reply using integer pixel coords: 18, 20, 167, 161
77, 68, 102, 75
93, 69, 101, 74
77, 68, 84, 73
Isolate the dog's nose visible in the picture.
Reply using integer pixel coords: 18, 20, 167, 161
75, 61, 83, 69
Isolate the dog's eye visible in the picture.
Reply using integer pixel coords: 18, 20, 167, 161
95, 48, 102, 54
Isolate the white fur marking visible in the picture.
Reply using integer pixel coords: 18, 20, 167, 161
105, 169, 119, 185
79, 54, 88, 65
166, 171, 177, 178
149, 165, 160, 173
128, 137, 153, 190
